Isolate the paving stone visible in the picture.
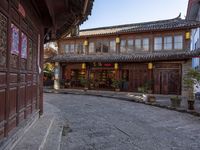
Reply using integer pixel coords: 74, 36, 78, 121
13, 102, 63, 150
45, 93, 200, 150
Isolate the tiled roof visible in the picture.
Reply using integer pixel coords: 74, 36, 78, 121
48, 49, 200, 63
78, 15, 200, 37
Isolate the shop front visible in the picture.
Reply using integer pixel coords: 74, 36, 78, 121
62, 62, 152, 92
62, 62, 118, 90
61, 61, 183, 95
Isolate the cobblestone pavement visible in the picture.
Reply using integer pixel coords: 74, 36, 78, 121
44, 93, 200, 150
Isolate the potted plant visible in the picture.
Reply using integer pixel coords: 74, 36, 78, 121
138, 86, 146, 93
170, 95, 181, 108
111, 79, 122, 91
145, 80, 153, 94
183, 69, 200, 110
80, 77, 89, 91
138, 84, 156, 103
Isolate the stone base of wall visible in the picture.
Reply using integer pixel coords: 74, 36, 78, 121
182, 59, 192, 98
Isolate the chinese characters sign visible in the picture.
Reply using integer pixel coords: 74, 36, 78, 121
11, 24, 19, 55
21, 32, 27, 59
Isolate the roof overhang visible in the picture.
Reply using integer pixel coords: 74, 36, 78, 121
26, 0, 94, 43
47, 49, 200, 63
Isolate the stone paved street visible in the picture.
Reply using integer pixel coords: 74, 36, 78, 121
44, 93, 200, 150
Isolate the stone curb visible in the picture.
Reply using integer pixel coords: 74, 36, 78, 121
44, 89, 200, 117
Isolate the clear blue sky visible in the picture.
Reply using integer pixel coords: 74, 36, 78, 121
80, 0, 189, 30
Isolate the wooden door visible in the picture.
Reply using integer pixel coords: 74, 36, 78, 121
0, 0, 41, 140
154, 69, 181, 95
128, 64, 150, 92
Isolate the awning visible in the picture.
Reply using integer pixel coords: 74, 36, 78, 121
47, 49, 200, 63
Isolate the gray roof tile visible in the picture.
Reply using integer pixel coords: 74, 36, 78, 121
48, 49, 200, 63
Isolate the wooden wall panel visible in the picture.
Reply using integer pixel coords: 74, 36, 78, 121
20, 74, 26, 83
9, 73, 18, 84
11, 0, 20, 8
0, 90, 6, 122
33, 74, 37, 83
21, 59, 26, 70
26, 85, 32, 116
8, 118, 17, 133
10, 54, 18, 69
32, 84, 37, 111
18, 86, 25, 123
8, 88, 17, 133
0, 126, 4, 140
11, 8, 20, 23
0, 73, 6, 87
0, 0, 9, 11
19, 86, 25, 110
21, 19, 28, 32
27, 74, 32, 82
9, 88, 17, 117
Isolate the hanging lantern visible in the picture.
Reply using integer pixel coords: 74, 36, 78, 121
84, 40, 88, 46
116, 37, 120, 44
185, 32, 190, 40
82, 63, 86, 69
114, 63, 119, 70
148, 63, 153, 70
90, 73, 94, 79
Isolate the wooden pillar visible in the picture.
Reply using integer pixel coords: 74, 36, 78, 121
5, 0, 12, 137
86, 64, 90, 89
115, 70, 120, 80
39, 31, 44, 115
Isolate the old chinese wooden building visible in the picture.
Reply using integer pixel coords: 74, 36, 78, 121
50, 15, 200, 96
0, 0, 93, 146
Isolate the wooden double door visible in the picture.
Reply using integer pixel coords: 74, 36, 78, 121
127, 64, 150, 92
122, 63, 181, 95
154, 64, 181, 95
0, 0, 42, 140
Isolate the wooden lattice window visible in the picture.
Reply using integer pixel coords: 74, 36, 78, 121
0, 12, 7, 68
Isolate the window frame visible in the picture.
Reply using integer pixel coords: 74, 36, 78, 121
120, 39, 127, 53
174, 35, 183, 50
89, 41, 95, 54
101, 40, 109, 53
154, 36, 162, 51
164, 36, 173, 50
142, 38, 149, 51
75, 42, 84, 54
127, 39, 134, 53
109, 40, 116, 53
134, 38, 142, 51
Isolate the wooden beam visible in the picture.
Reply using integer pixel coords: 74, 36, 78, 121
83, 0, 89, 15
44, 0, 55, 27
